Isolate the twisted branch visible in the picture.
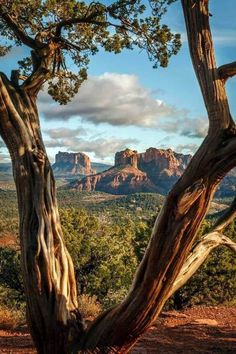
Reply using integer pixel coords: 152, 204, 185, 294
170, 196, 236, 296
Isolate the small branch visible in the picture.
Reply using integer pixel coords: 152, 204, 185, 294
221, 234, 236, 253
170, 194, 236, 296
10, 70, 28, 85
170, 231, 236, 296
55, 10, 103, 37
212, 196, 236, 232
218, 61, 236, 81
0, 6, 42, 50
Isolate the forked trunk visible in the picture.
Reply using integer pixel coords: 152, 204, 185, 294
0, 73, 84, 353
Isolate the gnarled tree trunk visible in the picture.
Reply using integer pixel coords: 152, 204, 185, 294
0, 73, 84, 353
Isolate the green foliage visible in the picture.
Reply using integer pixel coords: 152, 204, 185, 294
0, 0, 181, 103
60, 208, 138, 307
0, 191, 235, 313
0, 248, 25, 312
0, 247, 24, 293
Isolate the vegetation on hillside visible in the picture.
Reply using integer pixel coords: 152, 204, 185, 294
1, 191, 235, 328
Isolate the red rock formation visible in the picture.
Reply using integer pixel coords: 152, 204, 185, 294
115, 149, 138, 168
138, 148, 191, 177
53, 151, 95, 176
69, 148, 192, 195
74, 165, 157, 194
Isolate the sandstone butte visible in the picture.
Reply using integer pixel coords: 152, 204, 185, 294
52, 151, 95, 176
71, 148, 192, 195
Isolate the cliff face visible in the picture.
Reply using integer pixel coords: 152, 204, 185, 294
74, 165, 157, 194
71, 148, 192, 195
53, 151, 95, 176
137, 148, 192, 193
115, 149, 138, 169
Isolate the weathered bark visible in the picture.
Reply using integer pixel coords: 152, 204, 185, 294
0, 73, 84, 353
0, 1, 236, 353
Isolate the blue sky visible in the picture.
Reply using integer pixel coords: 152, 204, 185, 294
0, 1, 236, 164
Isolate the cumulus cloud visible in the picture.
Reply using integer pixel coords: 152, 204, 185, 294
0, 152, 11, 162
39, 73, 183, 127
175, 143, 199, 155
44, 134, 138, 160
44, 127, 87, 139
0, 139, 5, 149
159, 116, 208, 138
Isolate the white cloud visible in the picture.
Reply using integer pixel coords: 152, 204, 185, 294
0, 139, 5, 149
175, 143, 199, 154
44, 134, 139, 160
159, 116, 208, 138
39, 73, 183, 127
44, 127, 87, 139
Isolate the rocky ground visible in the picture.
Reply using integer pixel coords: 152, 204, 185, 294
0, 306, 235, 353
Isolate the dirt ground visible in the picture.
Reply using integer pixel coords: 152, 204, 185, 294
0, 306, 236, 353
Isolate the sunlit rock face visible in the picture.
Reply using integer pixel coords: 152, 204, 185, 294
53, 151, 95, 176
137, 148, 192, 192
70, 148, 192, 195
115, 148, 138, 169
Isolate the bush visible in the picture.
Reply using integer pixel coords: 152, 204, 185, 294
60, 208, 138, 307
0, 207, 235, 318
78, 294, 102, 319
0, 247, 24, 293
0, 305, 25, 330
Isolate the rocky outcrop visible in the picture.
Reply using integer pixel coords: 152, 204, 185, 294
138, 148, 191, 177
70, 148, 192, 195
52, 151, 95, 176
137, 148, 192, 192
72, 165, 157, 194
71, 166, 158, 194
115, 149, 138, 168
63, 147, 236, 196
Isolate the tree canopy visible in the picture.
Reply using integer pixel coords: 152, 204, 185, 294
0, 0, 180, 103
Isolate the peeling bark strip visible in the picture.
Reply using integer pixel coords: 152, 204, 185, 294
0, 1, 236, 353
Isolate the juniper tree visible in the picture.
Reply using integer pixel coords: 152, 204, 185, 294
0, 1, 236, 353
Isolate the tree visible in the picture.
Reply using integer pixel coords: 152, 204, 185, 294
0, 0, 236, 353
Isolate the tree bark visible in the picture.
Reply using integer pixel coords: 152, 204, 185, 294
0, 73, 84, 353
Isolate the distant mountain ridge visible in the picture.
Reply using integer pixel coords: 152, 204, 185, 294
0, 149, 235, 197
0, 156, 111, 179
52, 151, 95, 176
68, 147, 236, 196
52, 152, 111, 177
70, 148, 192, 195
